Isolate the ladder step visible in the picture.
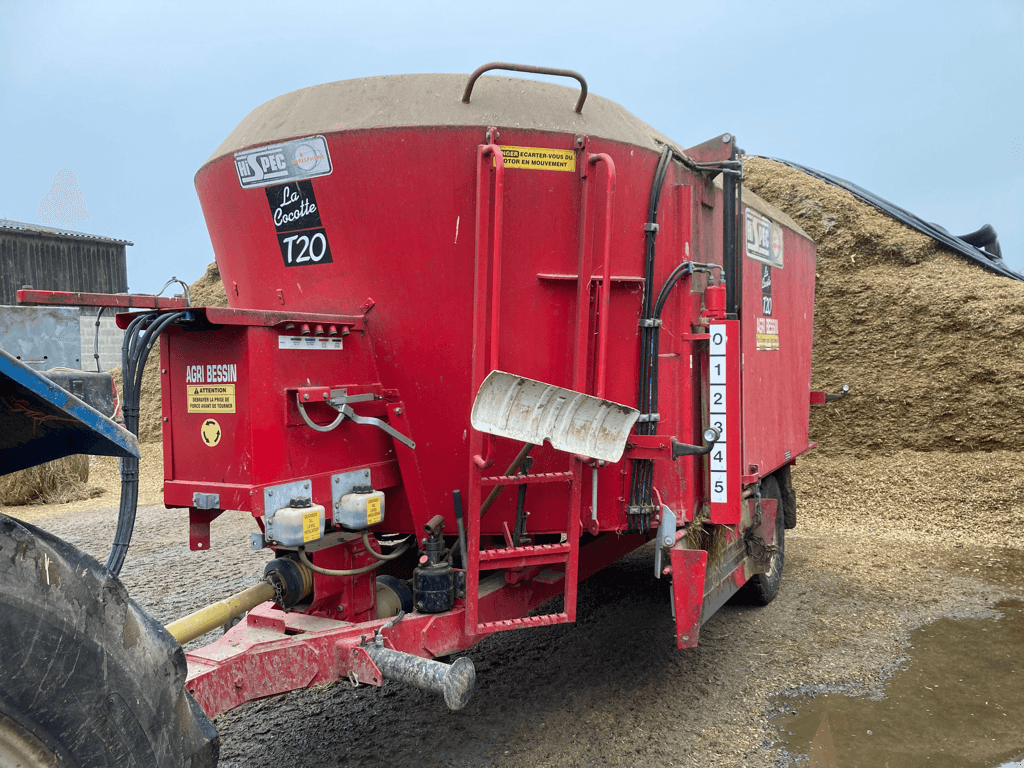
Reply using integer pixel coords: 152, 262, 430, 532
478, 542, 571, 569
480, 471, 572, 487
478, 612, 570, 633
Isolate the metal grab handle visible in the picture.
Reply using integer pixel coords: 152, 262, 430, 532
825, 384, 851, 402
587, 154, 617, 399
462, 62, 588, 114
671, 427, 721, 459
471, 143, 506, 469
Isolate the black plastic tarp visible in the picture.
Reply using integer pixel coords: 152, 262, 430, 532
764, 158, 1023, 283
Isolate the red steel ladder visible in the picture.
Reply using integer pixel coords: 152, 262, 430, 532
463, 138, 616, 635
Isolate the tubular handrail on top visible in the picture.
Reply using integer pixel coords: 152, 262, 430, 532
462, 62, 588, 114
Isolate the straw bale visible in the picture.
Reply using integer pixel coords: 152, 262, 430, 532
0, 454, 94, 506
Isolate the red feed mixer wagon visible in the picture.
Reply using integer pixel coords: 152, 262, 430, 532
4, 64, 839, 766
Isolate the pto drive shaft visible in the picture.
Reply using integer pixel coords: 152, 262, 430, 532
165, 557, 312, 644
166, 581, 275, 644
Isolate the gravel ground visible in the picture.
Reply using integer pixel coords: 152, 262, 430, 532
9, 447, 1022, 767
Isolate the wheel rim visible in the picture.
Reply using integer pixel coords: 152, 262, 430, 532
0, 712, 61, 768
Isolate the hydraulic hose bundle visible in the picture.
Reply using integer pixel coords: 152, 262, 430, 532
628, 145, 673, 534
627, 144, 743, 533
106, 310, 189, 576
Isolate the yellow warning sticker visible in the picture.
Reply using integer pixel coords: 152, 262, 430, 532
200, 418, 222, 447
497, 145, 576, 172
755, 317, 780, 351
302, 509, 320, 543
187, 384, 235, 413
366, 497, 382, 526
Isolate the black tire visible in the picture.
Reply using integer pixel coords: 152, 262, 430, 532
0, 514, 219, 767
739, 475, 784, 606
776, 464, 797, 529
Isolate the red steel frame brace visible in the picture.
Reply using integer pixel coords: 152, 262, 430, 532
185, 531, 644, 719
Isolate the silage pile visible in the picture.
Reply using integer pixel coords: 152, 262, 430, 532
188, 261, 230, 310
743, 157, 1024, 547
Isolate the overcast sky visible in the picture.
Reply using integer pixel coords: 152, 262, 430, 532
2, 0, 1021, 292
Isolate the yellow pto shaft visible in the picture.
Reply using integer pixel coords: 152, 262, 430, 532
166, 580, 275, 645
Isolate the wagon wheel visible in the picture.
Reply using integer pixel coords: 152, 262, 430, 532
740, 474, 785, 605
0, 514, 219, 767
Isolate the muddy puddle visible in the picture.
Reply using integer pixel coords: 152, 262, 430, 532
772, 600, 1024, 768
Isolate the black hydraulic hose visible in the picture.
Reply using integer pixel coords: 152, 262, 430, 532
129, 311, 181, 401
106, 311, 156, 575
118, 312, 154, 435
638, 148, 672, 379
637, 146, 672, 433
734, 148, 744, 313
653, 262, 695, 320
642, 146, 673, 319
629, 146, 743, 533
106, 310, 188, 575
107, 314, 152, 575
629, 145, 673, 532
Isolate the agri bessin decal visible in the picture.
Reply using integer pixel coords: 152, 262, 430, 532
266, 180, 333, 268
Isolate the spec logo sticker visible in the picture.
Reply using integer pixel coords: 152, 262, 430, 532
235, 135, 332, 189
201, 418, 222, 447
745, 208, 784, 268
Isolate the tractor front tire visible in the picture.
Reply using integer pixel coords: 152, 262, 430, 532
0, 514, 219, 768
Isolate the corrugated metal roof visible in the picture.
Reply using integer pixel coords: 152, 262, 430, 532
0, 219, 133, 247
